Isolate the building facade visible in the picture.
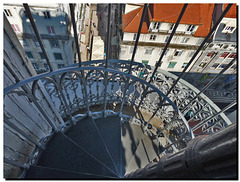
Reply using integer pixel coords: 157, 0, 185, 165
4, 3, 88, 73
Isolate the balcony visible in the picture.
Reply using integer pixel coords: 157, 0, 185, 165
4, 3, 236, 179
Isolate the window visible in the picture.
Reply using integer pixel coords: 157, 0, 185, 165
187, 25, 195, 32
169, 23, 174, 31
32, 63, 39, 70
182, 62, 188, 68
133, 33, 137, 41
34, 40, 40, 47
58, 64, 65, 69
4, 9, 12, 17
150, 35, 157, 41
142, 60, 149, 65
54, 53, 63, 60
43, 11, 51, 19
220, 52, 229, 58
20, 40, 27, 46
153, 22, 160, 29
49, 40, 59, 48
181, 37, 190, 43
145, 48, 154, 55
211, 63, 219, 68
220, 64, 228, 69
188, 51, 194, 57
199, 62, 207, 68
39, 52, 46, 59
26, 51, 34, 59
11, 24, 21, 34
164, 36, 169, 43
44, 63, 50, 71
47, 26, 55, 35
222, 26, 236, 33
174, 50, 183, 57
168, 62, 177, 68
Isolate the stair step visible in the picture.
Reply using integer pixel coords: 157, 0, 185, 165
65, 117, 118, 174
37, 132, 117, 177
126, 134, 159, 174
121, 122, 144, 176
25, 165, 117, 179
93, 116, 122, 176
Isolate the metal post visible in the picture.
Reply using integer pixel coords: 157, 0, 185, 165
103, 4, 111, 117
23, 4, 54, 72
128, 4, 148, 74
69, 3, 82, 67
164, 4, 233, 97
192, 100, 236, 131
119, 4, 148, 116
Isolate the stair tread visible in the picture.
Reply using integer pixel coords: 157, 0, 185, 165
121, 122, 144, 175
126, 134, 159, 174
37, 132, 117, 177
25, 165, 117, 179
65, 117, 117, 174
93, 116, 122, 176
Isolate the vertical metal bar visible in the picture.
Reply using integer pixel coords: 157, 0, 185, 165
23, 4, 54, 72
4, 115, 46, 150
192, 100, 236, 131
164, 3, 233, 97
134, 4, 188, 117
182, 58, 236, 111
103, 4, 112, 117
128, 4, 148, 74
70, 3, 82, 67
119, 4, 147, 115
105, 4, 111, 68
149, 4, 188, 83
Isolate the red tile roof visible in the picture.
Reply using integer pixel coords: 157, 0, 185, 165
194, 4, 215, 37
148, 4, 201, 25
122, 6, 149, 33
223, 4, 237, 18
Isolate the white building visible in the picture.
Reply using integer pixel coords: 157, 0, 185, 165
119, 4, 236, 74
3, 3, 88, 73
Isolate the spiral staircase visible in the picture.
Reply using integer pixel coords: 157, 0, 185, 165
4, 3, 236, 179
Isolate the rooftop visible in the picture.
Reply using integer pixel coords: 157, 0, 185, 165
223, 4, 237, 18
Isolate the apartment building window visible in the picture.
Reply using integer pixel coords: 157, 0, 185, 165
39, 52, 46, 60
44, 63, 50, 71
150, 35, 157, 41
199, 62, 207, 68
49, 40, 59, 48
181, 37, 190, 43
228, 53, 236, 59
20, 40, 27, 47
145, 48, 154, 55
11, 24, 21, 34
168, 62, 177, 68
26, 51, 34, 59
47, 26, 55, 35
164, 36, 169, 43
187, 25, 195, 32
153, 22, 160, 29
43, 11, 51, 19
4, 9, 12, 17
220, 64, 228, 69
174, 50, 183, 56
133, 33, 137, 41
34, 40, 40, 47
58, 64, 65, 69
182, 62, 188, 68
32, 63, 39, 70
211, 63, 219, 69
142, 60, 149, 65
54, 53, 63, 60
220, 52, 229, 58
